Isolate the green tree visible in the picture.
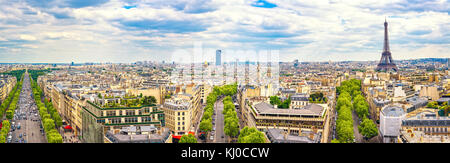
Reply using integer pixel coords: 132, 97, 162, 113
6, 110, 13, 119
179, 134, 197, 143
358, 118, 379, 139
336, 120, 354, 143
43, 118, 55, 132
238, 127, 266, 143
224, 116, 239, 139
331, 139, 340, 143
199, 119, 212, 132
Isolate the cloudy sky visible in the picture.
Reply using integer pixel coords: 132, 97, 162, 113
0, 0, 449, 63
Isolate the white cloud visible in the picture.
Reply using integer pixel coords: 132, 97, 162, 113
0, 0, 448, 63
19, 34, 37, 41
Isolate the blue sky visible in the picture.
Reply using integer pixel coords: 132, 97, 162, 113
0, 0, 449, 63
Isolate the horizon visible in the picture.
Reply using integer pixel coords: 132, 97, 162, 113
0, 57, 448, 65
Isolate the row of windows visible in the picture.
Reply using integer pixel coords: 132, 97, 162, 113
106, 110, 149, 116
125, 117, 138, 123
107, 117, 153, 124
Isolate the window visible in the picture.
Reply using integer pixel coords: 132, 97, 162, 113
110, 118, 121, 124
182, 112, 185, 115
107, 111, 115, 116
126, 110, 135, 116
142, 117, 151, 122
125, 117, 138, 123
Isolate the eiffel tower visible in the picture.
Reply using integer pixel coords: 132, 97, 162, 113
376, 18, 398, 72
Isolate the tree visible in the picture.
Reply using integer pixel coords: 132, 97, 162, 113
358, 118, 379, 139
53, 112, 63, 127
224, 116, 239, 139
6, 110, 13, 119
354, 101, 369, 119
199, 119, 212, 132
238, 127, 266, 143
336, 120, 354, 143
47, 129, 63, 143
179, 134, 197, 143
43, 118, 55, 132
336, 96, 352, 111
331, 139, 340, 143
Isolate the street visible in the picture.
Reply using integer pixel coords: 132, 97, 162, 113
8, 72, 46, 143
352, 110, 363, 143
213, 97, 226, 143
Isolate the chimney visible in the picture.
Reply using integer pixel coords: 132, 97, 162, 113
298, 129, 302, 137
441, 136, 444, 143
283, 131, 288, 140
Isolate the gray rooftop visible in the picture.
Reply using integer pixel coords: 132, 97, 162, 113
105, 127, 171, 143
381, 105, 405, 117
266, 128, 320, 143
253, 102, 325, 117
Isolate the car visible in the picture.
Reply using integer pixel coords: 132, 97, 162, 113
213, 127, 216, 131
210, 136, 214, 140
221, 135, 224, 138
19, 134, 22, 138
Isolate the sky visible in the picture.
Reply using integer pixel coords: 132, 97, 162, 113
0, 0, 449, 63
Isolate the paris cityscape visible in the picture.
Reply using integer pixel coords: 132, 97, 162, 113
0, 0, 449, 145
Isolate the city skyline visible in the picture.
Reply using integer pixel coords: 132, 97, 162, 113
0, 0, 449, 63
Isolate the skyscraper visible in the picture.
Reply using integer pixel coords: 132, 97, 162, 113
216, 50, 221, 66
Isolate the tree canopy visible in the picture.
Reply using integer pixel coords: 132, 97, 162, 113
179, 134, 197, 143
237, 127, 266, 143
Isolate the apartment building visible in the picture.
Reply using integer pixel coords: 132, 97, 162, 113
81, 95, 165, 143
0, 75, 16, 103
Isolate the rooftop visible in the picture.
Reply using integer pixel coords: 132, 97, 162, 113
266, 128, 320, 143
253, 102, 325, 117
381, 105, 405, 117
105, 127, 171, 143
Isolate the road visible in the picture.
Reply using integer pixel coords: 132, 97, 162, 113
352, 110, 363, 143
213, 97, 226, 143
9, 72, 46, 143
